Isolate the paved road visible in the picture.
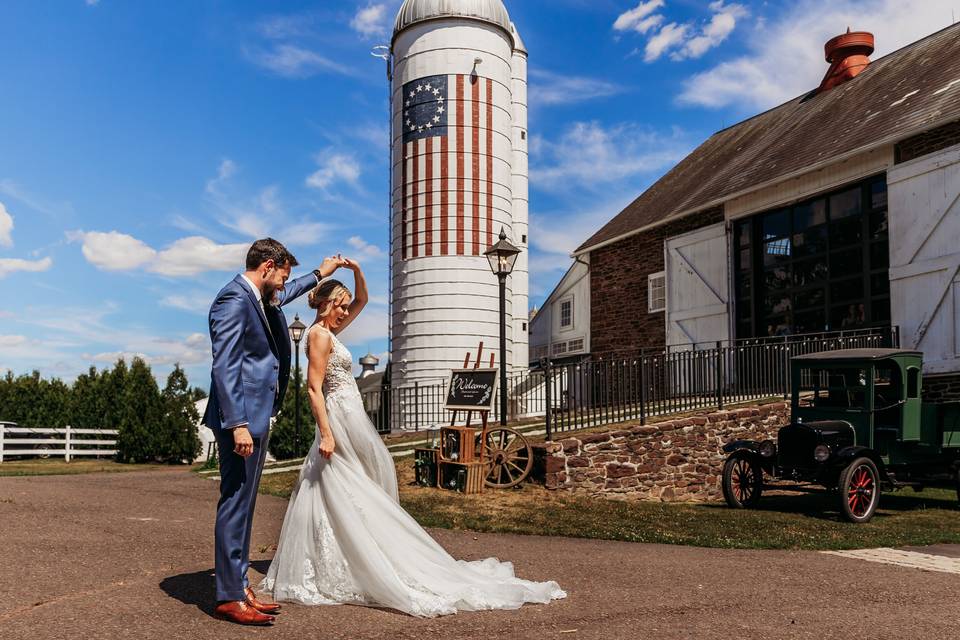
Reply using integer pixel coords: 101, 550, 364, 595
1, 469, 959, 640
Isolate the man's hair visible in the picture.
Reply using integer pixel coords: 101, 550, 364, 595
246, 238, 299, 270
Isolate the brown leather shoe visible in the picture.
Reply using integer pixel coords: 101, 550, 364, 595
214, 600, 275, 626
246, 587, 282, 614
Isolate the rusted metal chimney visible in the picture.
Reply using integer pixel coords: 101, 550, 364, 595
818, 28, 874, 92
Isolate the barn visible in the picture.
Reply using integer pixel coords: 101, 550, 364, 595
531, 24, 960, 401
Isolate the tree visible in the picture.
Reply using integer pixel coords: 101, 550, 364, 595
157, 364, 202, 463
102, 358, 128, 431
268, 368, 314, 461
115, 357, 163, 463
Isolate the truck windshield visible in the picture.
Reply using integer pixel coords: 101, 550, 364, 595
797, 367, 868, 409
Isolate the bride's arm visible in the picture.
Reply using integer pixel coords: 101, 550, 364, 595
331, 258, 368, 335
306, 328, 336, 459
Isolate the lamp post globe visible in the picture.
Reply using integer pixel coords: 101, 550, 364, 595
483, 228, 521, 426
288, 314, 307, 458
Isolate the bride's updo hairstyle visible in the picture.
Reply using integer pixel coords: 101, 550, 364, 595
308, 279, 352, 318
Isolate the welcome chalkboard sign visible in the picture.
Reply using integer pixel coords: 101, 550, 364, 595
444, 368, 498, 412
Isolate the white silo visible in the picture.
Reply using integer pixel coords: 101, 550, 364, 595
389, 0, 529, 428
509, 22, 529, 370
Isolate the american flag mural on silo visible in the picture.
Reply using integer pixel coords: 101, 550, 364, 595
399, 73, 496, 259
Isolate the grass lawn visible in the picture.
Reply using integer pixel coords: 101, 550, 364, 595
0, 458, 182, 476
258, 457, 960, 550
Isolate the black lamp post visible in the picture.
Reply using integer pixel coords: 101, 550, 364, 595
484, 228, 521, 426
288, 314, 307, 458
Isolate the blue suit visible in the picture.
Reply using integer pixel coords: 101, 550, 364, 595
202, 272, 317, 602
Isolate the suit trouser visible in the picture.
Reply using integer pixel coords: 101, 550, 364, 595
214, 428, 270, 602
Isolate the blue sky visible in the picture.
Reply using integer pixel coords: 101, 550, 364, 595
1, 0, 956, 388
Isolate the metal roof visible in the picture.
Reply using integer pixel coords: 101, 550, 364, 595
792, 348, 923, 362
393, 0, 513, 40
577, 23, 960, 254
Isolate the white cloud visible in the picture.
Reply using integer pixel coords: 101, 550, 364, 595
151, 237, 249, 277
617, 1, 748, 63
0, 335, 27, 347
336, 303, 388, 346
347, 235, 385, 259
614, 0, 665, 33
529, 69, 625, 106
205, 158, 237, 195
248, 44, 351, 78
678, 0, 959, 110
85, 0, 99, 6
0, 179, 73, 218
279, 221, 332, 246
0, 201, 12, 247
68, 230, 156, 271
68, 231, 248, 277
0, 256, 53, 278
351, 4, 390, 38
644, 22, 690, 62
530, 121, 690, 192
306, 153, 362, 190
160, 291, 215, 314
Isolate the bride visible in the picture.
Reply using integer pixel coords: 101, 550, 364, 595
261, 258, 566, 617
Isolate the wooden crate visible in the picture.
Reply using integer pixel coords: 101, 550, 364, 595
413, 448, 439, 488
439, 461, 485, 494
439, 426, 476, 462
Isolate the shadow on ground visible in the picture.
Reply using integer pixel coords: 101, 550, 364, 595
160, 560, 271, 615
701, 484, 958, 522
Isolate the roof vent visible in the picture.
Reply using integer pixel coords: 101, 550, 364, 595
818, 28, 874, 92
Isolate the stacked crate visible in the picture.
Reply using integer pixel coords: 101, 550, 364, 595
417, 426, 484, 494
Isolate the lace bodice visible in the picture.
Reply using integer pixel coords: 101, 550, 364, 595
305, 324, 356, 399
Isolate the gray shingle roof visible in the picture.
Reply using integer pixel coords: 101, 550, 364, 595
576, 23, 960, 254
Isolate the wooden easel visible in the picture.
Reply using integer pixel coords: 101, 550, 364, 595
449, 341, 495, 437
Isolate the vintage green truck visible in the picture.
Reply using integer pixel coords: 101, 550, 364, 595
721, 348, 960, 522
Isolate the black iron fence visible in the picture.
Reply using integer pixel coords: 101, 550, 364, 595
360, 327, 899, 437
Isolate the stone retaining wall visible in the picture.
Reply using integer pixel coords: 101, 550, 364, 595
539, 403, 790, 502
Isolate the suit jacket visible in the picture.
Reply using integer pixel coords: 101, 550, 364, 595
202, 273, 317, 438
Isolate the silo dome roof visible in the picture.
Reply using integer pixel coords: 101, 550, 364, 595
393, 0, 513, 40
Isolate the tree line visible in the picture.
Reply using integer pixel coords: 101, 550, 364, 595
0, 358, 206, 464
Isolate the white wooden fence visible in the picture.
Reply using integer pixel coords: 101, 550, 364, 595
0, 425, 118, 462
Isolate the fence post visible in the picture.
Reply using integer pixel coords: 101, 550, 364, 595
414, 382, 420, 432
783, 335, 789, 399
65, 424, 72, 463
543, 359, 552, 441
638, 358, 646, 426
715, 341, 724, 410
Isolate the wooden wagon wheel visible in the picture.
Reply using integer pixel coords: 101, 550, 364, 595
477, 427, 533, 489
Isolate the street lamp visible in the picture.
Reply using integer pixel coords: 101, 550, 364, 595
288, 314, 307, 458
483, 228, 521, 426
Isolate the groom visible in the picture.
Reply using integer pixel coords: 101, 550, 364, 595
203, 238, 341, 625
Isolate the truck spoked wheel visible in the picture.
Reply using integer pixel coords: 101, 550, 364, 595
839, 457, 880, 523
722, 451, 763, 508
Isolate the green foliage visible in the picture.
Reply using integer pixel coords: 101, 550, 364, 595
1, 358, 207, 465
156, 365, 202, 463
115, 358, 165, 463
268, 367, 314, 461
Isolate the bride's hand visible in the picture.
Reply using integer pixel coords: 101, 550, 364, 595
319, 436, 335, 459
343, 257, 361, 272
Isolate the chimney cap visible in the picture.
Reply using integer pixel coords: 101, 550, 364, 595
824, 29, 874, 63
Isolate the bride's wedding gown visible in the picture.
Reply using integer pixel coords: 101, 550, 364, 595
261, 325, 566, 617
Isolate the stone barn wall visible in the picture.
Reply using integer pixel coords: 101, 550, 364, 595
538, 403, 790, 502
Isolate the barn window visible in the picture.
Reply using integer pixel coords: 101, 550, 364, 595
559, 298, 573, 328
648, 271, 666, 313
568, 338, 584, 352
552, 341, 568, 355
733, 175, 890, 338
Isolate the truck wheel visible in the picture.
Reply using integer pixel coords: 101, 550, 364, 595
722, 450, 763, 509
839, 457, 880, 523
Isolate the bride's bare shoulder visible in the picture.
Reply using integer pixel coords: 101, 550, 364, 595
307, 324, 334, 353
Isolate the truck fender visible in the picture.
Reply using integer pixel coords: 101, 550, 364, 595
722, 440, 760, 454
833, 446, 888, 478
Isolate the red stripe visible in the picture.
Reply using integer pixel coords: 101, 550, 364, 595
412, 138, 419, 258
456, 75, 465, 256
471, 75, 480, 255
440, 132, 449, 255
424, 136, 433, 256
401, 141, 407, 260
486, 77, 493, 249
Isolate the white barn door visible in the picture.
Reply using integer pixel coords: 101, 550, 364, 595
665, 222, 731, 348
888, 144, 960, 375
664, 222, 730, 397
